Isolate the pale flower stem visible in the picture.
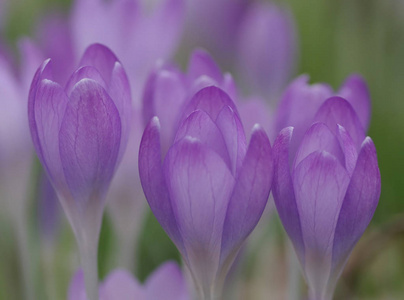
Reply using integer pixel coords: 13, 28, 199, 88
79, 239, 99, 300
287, 240, 300, 300
15, 214, 35, 300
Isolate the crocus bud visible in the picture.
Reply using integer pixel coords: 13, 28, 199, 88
28, 43, 131, 300
68, 261, 189, 300
272, 96, 380, 300
139, 86, 273, 299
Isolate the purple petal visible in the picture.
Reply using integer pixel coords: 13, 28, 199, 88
18, 38, 45, 90
100, 269, 145, 300
293, 123, 344, 169
337, 74, 371, 131
236, 2, 296, 97
174, 110, 231, 170
145, 262, 188, 300
220, 126, 273, 270
182, 86, 239, 124
187, 48, 223, 84
79, 44, 119, 84
68, 269, 87, 300
272, 127, 305, 263
215, 106, 247, 175
138, 117, 184, 254
29, 74, 69, 192
275, 75, 333, 156
59, 79, 121, 209
293, 151, 350, 294
336, 125, 358, 176
65, 66, 107, 97
164, 137, 235, 288
313, 96, 366, 150
152, 70, 187, 154
331, 137, 380, 284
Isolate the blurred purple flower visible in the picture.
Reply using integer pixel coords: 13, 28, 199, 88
139, 86, 273, 298
272, 95, 380, 299
184, 0, 297, 100
68, 261, 189, 300
72, 0, 184, 104
28, 43, 131, 300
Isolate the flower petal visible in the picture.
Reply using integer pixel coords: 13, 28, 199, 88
59, 79, 121, 209
336, 125, 358, 176
67, 269, 87, 300
293, 122, 344, 169
145, 262, 188, 300
313, 96, 366, 150
330, 137, 380, 290
164, 137, 235, 291
187, 48, 223, 84
220, 125, 272, 271
272, 127, 305, 263
100, 269, 144, 300
293, 151, 350, 296
337, 74, 371, 131
79, 43, 119, 84
138, 117, 184, 253
65, 66, 107, 97
174, 110, 231, 170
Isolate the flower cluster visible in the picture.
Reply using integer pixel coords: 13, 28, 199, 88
0, 1, 381, 300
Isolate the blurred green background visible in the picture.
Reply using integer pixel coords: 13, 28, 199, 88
1, 0, 403, 299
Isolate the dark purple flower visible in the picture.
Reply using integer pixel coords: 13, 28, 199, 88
139, 86, 273, 298
28, 43, 131, 300
272, 95, 380, 299
68, 261, 189, 300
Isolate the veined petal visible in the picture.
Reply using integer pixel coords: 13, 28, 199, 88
174, 110, 231, 170
182, 86, 239, 124
30, 77, 69, 192
79, 43, 119, 84
138, 117, 184, 253
336, 125, 358, 176
294, 122, 344, 169
220, 125, 272, 271
65, 66, 107, 97
313, 97, 366, 150
164, 137, 235, 291
59, 79, 121, 211
272, 127, 305, 264
330, 138, 380, 294
100, 269, 145, 300
293, 151, 350, 297
337, 74, 371, 131
215, 105, 247, 175
145, 262, 188, 300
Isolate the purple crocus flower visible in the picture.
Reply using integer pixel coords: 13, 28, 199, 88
139, 86, 273, 299
28, 43, 131, 300
272, 94, 381, 299
68, 261, 189, 300
72, 0, 184, 104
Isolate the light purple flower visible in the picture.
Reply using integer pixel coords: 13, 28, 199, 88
272, 96, 380, 299
276, 74, 371, 159
139, 86, 273, 298
28, 43, 131, 300
68, 261, 189, 300
72, 0, 184, 104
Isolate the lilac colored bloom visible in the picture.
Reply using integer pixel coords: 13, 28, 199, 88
183, 0, 296, 100
276, 74, 371, 159
272, 96, 380, 299
68, 261, 189, 300
139, 86, 273, 298
72, 0, 184, 104
236, 1, 296, 99
28, 43, 131, 300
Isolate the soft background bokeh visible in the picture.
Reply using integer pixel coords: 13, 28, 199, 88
0, 0, 403, 299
